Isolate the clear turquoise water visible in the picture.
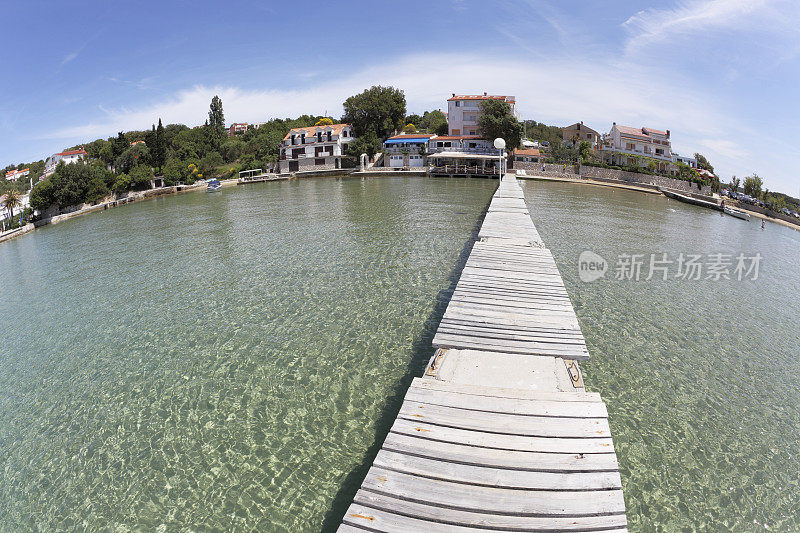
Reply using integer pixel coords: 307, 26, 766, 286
1, 177, 798, 531
0, 177, 495, 531
522, 180, 800, 531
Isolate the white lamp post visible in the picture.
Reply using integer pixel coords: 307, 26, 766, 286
493, 138, 506, 179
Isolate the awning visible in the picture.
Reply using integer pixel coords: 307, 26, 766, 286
384, 138, 429, 145
429, 151, 501, 160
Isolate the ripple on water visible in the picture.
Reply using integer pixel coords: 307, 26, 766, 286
0, 177, 495, 530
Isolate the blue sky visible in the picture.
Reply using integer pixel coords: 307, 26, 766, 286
2, 0, 799, 193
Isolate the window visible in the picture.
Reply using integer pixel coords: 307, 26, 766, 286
342, 143, 348, 152
315, 158, 325, 166
626, 143, 635, 150
317, 132, 322, 142
455, 101, 461, 107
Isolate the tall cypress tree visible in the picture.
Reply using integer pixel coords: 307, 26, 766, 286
208, 95, 225, 136
154, 118, 166, 171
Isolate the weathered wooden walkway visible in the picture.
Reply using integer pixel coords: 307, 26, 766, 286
340, 174, 626, 532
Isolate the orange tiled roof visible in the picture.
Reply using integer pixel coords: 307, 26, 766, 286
615, 125, 669, 139
57, 148, 87, 156
433, 135, 484, 141
448, 94, 515, 102
514, 148, 541, 157
5, 168, 29, 177
387, 133, 436, 140
282, 123, 350, 141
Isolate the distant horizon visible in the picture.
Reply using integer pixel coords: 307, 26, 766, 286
2, 0, 799, 193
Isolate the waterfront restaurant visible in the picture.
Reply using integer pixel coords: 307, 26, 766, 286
428, 135, 500, 177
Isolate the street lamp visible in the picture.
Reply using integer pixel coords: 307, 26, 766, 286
493, 138, 506, 179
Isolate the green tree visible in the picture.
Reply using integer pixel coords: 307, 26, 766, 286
345, 131, 381, 160
129, 165, 155, 190
694, 153, 714, 173
99, 143, 115, 168
112, 132, 128, 161
29, 179, 56, 211
85, 176, 110, 204
342, 86, 406, 139
153, 118, 167, 171
403, 123, 417, 133
743, 175, 763, 198
115, 143, 151, 174
2, 190, 22, 220
163, 158, 183, 185
578, 140, 592, 163
208, 95, 225, 136
417, 110, 449, 135
478, 100, 523, 151
199, 151, 223, 174
112, 174, 131, 194
730, 176, 740, 192
220, 140, 244, 163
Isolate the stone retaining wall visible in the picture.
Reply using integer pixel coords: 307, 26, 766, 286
578, 165, 711, 195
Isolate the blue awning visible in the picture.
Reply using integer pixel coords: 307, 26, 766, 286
384, 138, 429, 145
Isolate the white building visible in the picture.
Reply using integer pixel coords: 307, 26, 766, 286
600, 124, 673, 173
278, 123, 354, 173
447, 93, 516, 136
44, 148, 87, 178
4, 168, 29, 182
383, 134, 436, 168
673, 154, 698, 169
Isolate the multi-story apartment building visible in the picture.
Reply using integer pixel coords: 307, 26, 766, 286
600, 124, 673, 173
4, 168, 30, 182
562, 122, 601, 148
278, 123, 354, 173
44, 148, 87, 178
447, 93, 516, 136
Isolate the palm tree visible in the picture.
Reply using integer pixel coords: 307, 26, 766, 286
2, 190, 22, 230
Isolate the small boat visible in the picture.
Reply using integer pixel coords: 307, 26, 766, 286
206, 179, 222, 192
724, 206, 751, 221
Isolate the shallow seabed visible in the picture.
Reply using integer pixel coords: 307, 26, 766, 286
0, 176, 495, 531
1, 176, 798, 531
522, 180, 800, 531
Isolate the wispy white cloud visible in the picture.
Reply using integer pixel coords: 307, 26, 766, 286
29, 52, 797, 191
623, 0, 776, 55
61, 51, 79, 65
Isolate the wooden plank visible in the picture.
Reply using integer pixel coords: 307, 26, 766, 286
410, 377, 601, 402
432, 333, 590, 360
438, 317, 583, 337
390, 418, 617, 454
403, 387, 607, 418
373, 449, 621, 490
435, 322, 585, 343
398, 400, 609, 438
359, 467, 626, 516
344, 497, 628, 532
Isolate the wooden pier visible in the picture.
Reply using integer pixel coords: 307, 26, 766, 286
340, 174, 626, 532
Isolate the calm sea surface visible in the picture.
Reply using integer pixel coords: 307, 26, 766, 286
1, 176, 798, 530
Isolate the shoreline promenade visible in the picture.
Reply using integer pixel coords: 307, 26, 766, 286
339, 174, 627, 532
